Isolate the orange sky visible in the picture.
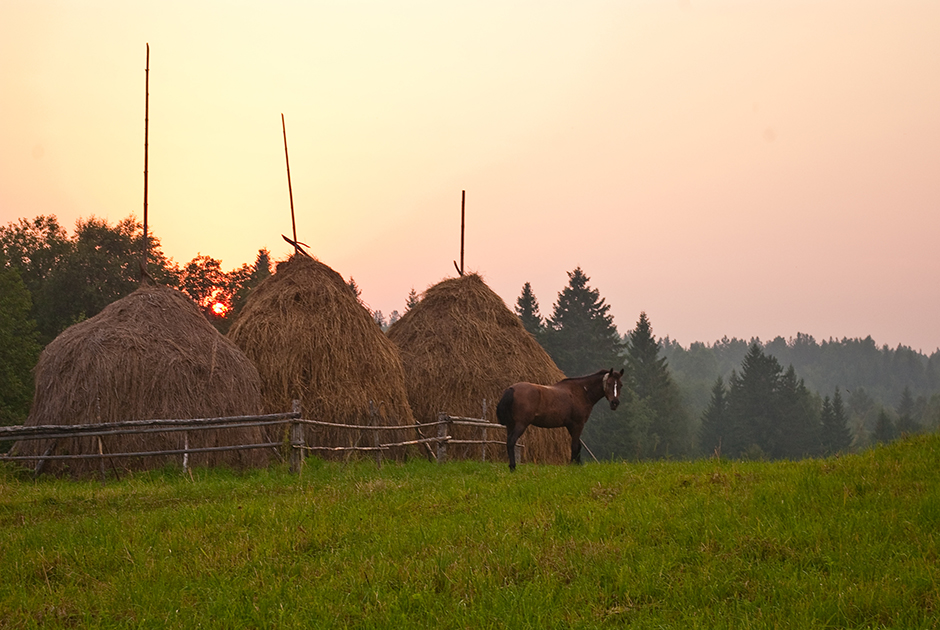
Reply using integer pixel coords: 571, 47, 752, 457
2, 1, 939, 352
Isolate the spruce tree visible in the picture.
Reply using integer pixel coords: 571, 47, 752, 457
405, 288, 419, 311
821, 387, 853, 454
542, 267, 622, 377
777, 365, 820, 458
725, 343, 783, 458
347, 277, 362, 300
873, 408, 897, 444
627, 312, 666, 401
896, 386, 920, 435
625, 312, 692, 458
231, 248, 272, 316
820, 396, 835, 453
514, 282, 544, 338
699, 377, 727, 457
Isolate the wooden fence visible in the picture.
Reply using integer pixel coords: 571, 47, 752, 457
0, 401, 518, 477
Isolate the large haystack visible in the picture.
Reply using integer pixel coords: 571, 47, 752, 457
227, 255, 416, 457
386, 273, 570, 464
13, 285, 269, 476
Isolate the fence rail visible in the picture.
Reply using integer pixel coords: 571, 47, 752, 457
0, 401, 516, 477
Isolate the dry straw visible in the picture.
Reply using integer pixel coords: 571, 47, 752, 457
13, 285, 269, 476
387, 273, 570, 464
227, 255, 416, 457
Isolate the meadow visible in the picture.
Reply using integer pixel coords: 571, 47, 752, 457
2, 435, 939, 629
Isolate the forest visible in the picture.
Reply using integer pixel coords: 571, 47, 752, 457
2, 213, 939, 460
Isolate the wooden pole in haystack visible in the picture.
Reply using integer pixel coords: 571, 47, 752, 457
453, 189, 465, 276
141, 43, 150, 279
281, 113, 299, 255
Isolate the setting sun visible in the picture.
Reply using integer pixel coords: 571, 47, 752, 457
211, 302, 228, 317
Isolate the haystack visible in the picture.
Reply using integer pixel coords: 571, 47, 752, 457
13, 285, 269, 476
386, 273, 570, 464
227, 255, 416, 457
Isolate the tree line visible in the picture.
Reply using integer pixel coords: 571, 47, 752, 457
0, 215, 272, 425
0, 215, 272, 345
515, 269, 940, 460
3, 213, 939, 458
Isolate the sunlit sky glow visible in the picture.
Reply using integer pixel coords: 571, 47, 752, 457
2, 1, 939, 351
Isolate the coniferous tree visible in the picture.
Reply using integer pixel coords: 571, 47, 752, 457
821, 387, 852, 454
405, 288, 419, 311
542, 267, 622, 377
725, 344, 783, 458
515, 282, 544, 338
777, 365, 820, 458
873, 408, 897, 444
896, 386, 920, 435
699, 376, 728, 457
231, 248, 272, 315
820, 396, 835, 453
625, 312, 692, 458
347, 277, 362, 300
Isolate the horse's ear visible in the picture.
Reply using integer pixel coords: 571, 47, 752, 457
619, 368, 624, 376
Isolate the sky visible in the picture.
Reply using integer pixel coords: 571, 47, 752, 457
2, 1, 939, 353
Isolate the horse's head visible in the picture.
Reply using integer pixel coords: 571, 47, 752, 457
603, 368, 625, 410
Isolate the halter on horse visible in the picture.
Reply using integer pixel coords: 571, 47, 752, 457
496, 368, 624, 471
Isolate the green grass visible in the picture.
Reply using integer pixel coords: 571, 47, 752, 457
2, 436, 939, 629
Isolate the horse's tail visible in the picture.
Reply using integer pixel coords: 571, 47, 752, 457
496, 387, 514, 426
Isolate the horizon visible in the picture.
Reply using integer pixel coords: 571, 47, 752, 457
3, 1, 938, 353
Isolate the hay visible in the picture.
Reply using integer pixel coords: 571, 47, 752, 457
386, 273, 570, 464
227, 255, 416, 457
12, 285, 269, 476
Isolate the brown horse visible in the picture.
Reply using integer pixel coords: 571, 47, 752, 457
496, 368, 624, 471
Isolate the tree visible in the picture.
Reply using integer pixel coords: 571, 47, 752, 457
388, 310, 401, 327
178, 251, 275, 333
625, 312, 693, 458
179, 254, 227, 312
515, 282, 544, 338
896, 386, 921, 435
0, 215, 179, 342
230, 248, 272, 317
872, 408, 897, 444
725, 344, 784, 458
0, 256, 41, 426
776, 365, 820, 458
348, 277, 362, 301
405, 288, 419, 311
699, 377, 728, 457
821, 387, 852, 455
542, 267, 623, 377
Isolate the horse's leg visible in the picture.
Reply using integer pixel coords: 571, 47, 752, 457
566, 423, 584, 465
506, 423, 527, 472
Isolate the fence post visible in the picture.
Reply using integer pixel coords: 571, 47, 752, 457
481, 398, 487, 462
98, 437, 106, 484
290, 399, 304, 474
182, 431, 190, 473
369, 400, 382, 468
436, 413, 448, 464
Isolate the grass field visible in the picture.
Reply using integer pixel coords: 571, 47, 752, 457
2, 435, 939, 629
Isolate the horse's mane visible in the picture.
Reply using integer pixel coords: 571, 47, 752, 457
558, 369, 609, 384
